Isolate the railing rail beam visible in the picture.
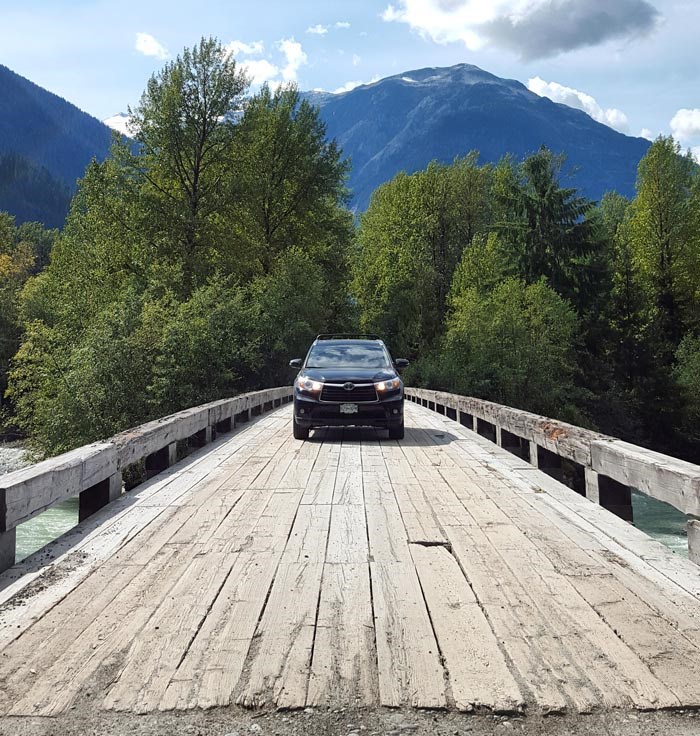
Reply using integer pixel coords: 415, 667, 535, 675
0, 386, 293, 573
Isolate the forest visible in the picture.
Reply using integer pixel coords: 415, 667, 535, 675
1, 37, 699, 463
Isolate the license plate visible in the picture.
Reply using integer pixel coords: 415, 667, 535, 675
339, 403, 358, 414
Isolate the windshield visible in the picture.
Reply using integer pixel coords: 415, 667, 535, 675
306, 343, 390, 369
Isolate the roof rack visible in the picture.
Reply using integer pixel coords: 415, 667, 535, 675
314, 333, 383, 341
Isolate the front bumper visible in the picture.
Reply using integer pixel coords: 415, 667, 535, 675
294, 392, 403, 429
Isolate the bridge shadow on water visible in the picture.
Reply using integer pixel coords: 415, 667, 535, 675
307, 425, 459, 446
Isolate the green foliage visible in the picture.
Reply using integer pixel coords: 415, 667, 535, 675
676, 334, 700, 432
0, 212, 56, 411
354, 155, 492, 357
7, 37, 354, 455
128, 37, 251, 293
440, 277, 578, 417
629, 136, 699, 342
494, 147, 600, 312
354, 142, 700, 459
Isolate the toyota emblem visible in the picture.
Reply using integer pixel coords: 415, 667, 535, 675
343, 382, 355, 391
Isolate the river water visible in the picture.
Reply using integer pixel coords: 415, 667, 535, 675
0, 444, 692, 562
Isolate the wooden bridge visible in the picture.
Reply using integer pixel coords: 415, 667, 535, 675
3, 386, 700, 727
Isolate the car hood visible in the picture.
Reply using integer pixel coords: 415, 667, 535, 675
301, 367, 397, 383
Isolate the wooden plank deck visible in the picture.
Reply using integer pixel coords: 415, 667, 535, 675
2, 401, 700, 717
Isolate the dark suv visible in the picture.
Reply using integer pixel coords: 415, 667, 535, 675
290, 334, 409, 440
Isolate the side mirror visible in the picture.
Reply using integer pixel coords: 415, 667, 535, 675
395, 358, 410, 369
289, 358, 302, 369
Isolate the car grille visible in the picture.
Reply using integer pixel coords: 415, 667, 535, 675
321, 383, 377, 403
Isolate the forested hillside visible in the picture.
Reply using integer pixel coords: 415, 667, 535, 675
0, 63, 117, 227
353, 143, 700, 460
0, 64, 114, 186
4, 39, 354, 455
0, 154, 71, 229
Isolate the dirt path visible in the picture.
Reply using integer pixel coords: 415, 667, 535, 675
2, 707, 700, 736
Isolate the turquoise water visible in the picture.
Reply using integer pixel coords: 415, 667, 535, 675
15, 497, 79, 562
632, 490, 689, 557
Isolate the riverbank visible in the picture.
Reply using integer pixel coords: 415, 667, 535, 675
0, 443, 30, 475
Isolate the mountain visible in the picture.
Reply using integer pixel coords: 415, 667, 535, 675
0, 64, 115, 226
0, 153, 71, 230
306, 64, 651, 210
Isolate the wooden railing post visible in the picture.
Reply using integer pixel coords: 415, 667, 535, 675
0, 527, 15, 572
688, 521, 700, 566
584, 468, 600, 503
529, 441, 539, 468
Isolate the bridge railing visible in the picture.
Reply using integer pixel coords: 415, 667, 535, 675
0, 386, 293, 572
406, 387, 700, 563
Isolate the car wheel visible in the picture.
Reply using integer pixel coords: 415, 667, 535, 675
388, 420, 404, 440
293, 417, 310, 440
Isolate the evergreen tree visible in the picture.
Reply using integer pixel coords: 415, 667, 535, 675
629, 136, 699, 345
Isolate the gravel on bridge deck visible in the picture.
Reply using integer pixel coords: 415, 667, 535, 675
2, 402, 700, 724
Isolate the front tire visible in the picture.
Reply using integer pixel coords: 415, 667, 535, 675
293, 416, 309, 440
388, 420, 404, 440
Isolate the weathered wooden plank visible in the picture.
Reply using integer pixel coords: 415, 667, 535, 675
326, 505, 368, 563
307, 563, 377, 706
366, 498, 411, 563
333, 470, 364, 505
592, 439, 700, 517
159, 553, 281, 710
236, 561, 324, 708
1, 443, 117, 530
370, 561, 446, 708
282, 504, 332, 562
406, 388, 605, 467
410, 543, 524, 712
392, 483, 448, 545
102, 551, 234, 713
301, 441, 340, 505
6, 544, 189, 716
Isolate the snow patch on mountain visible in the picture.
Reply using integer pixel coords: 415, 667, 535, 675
103, 113, 133, 136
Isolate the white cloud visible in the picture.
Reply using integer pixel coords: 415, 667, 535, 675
352, 53, 361, 66
381, 0, 661, 59
334, 80, 364, 93
103, 113, 134, 136
224, 37, 308, 88
279, 38, 308, 82
639, 128, 654, 140
670, 108, 700, 143
381, 0, 499, 49
225, 39, 264, 57
241, 58, 280, 85
527, 76, 629, 132
306, 24, 328, 35
333, 75, 380, 94
135, 32, 169, 60
335, 21, 351, 29
692, 146, 700, 163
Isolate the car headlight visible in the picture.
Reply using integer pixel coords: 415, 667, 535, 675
375, 377, 401, 392
296, 376, 323, 394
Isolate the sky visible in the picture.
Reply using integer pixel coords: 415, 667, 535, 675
0, 0, 698, 156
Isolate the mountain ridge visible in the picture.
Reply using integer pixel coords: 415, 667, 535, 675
0, 64, 116, 226
305, 63, 650, 209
